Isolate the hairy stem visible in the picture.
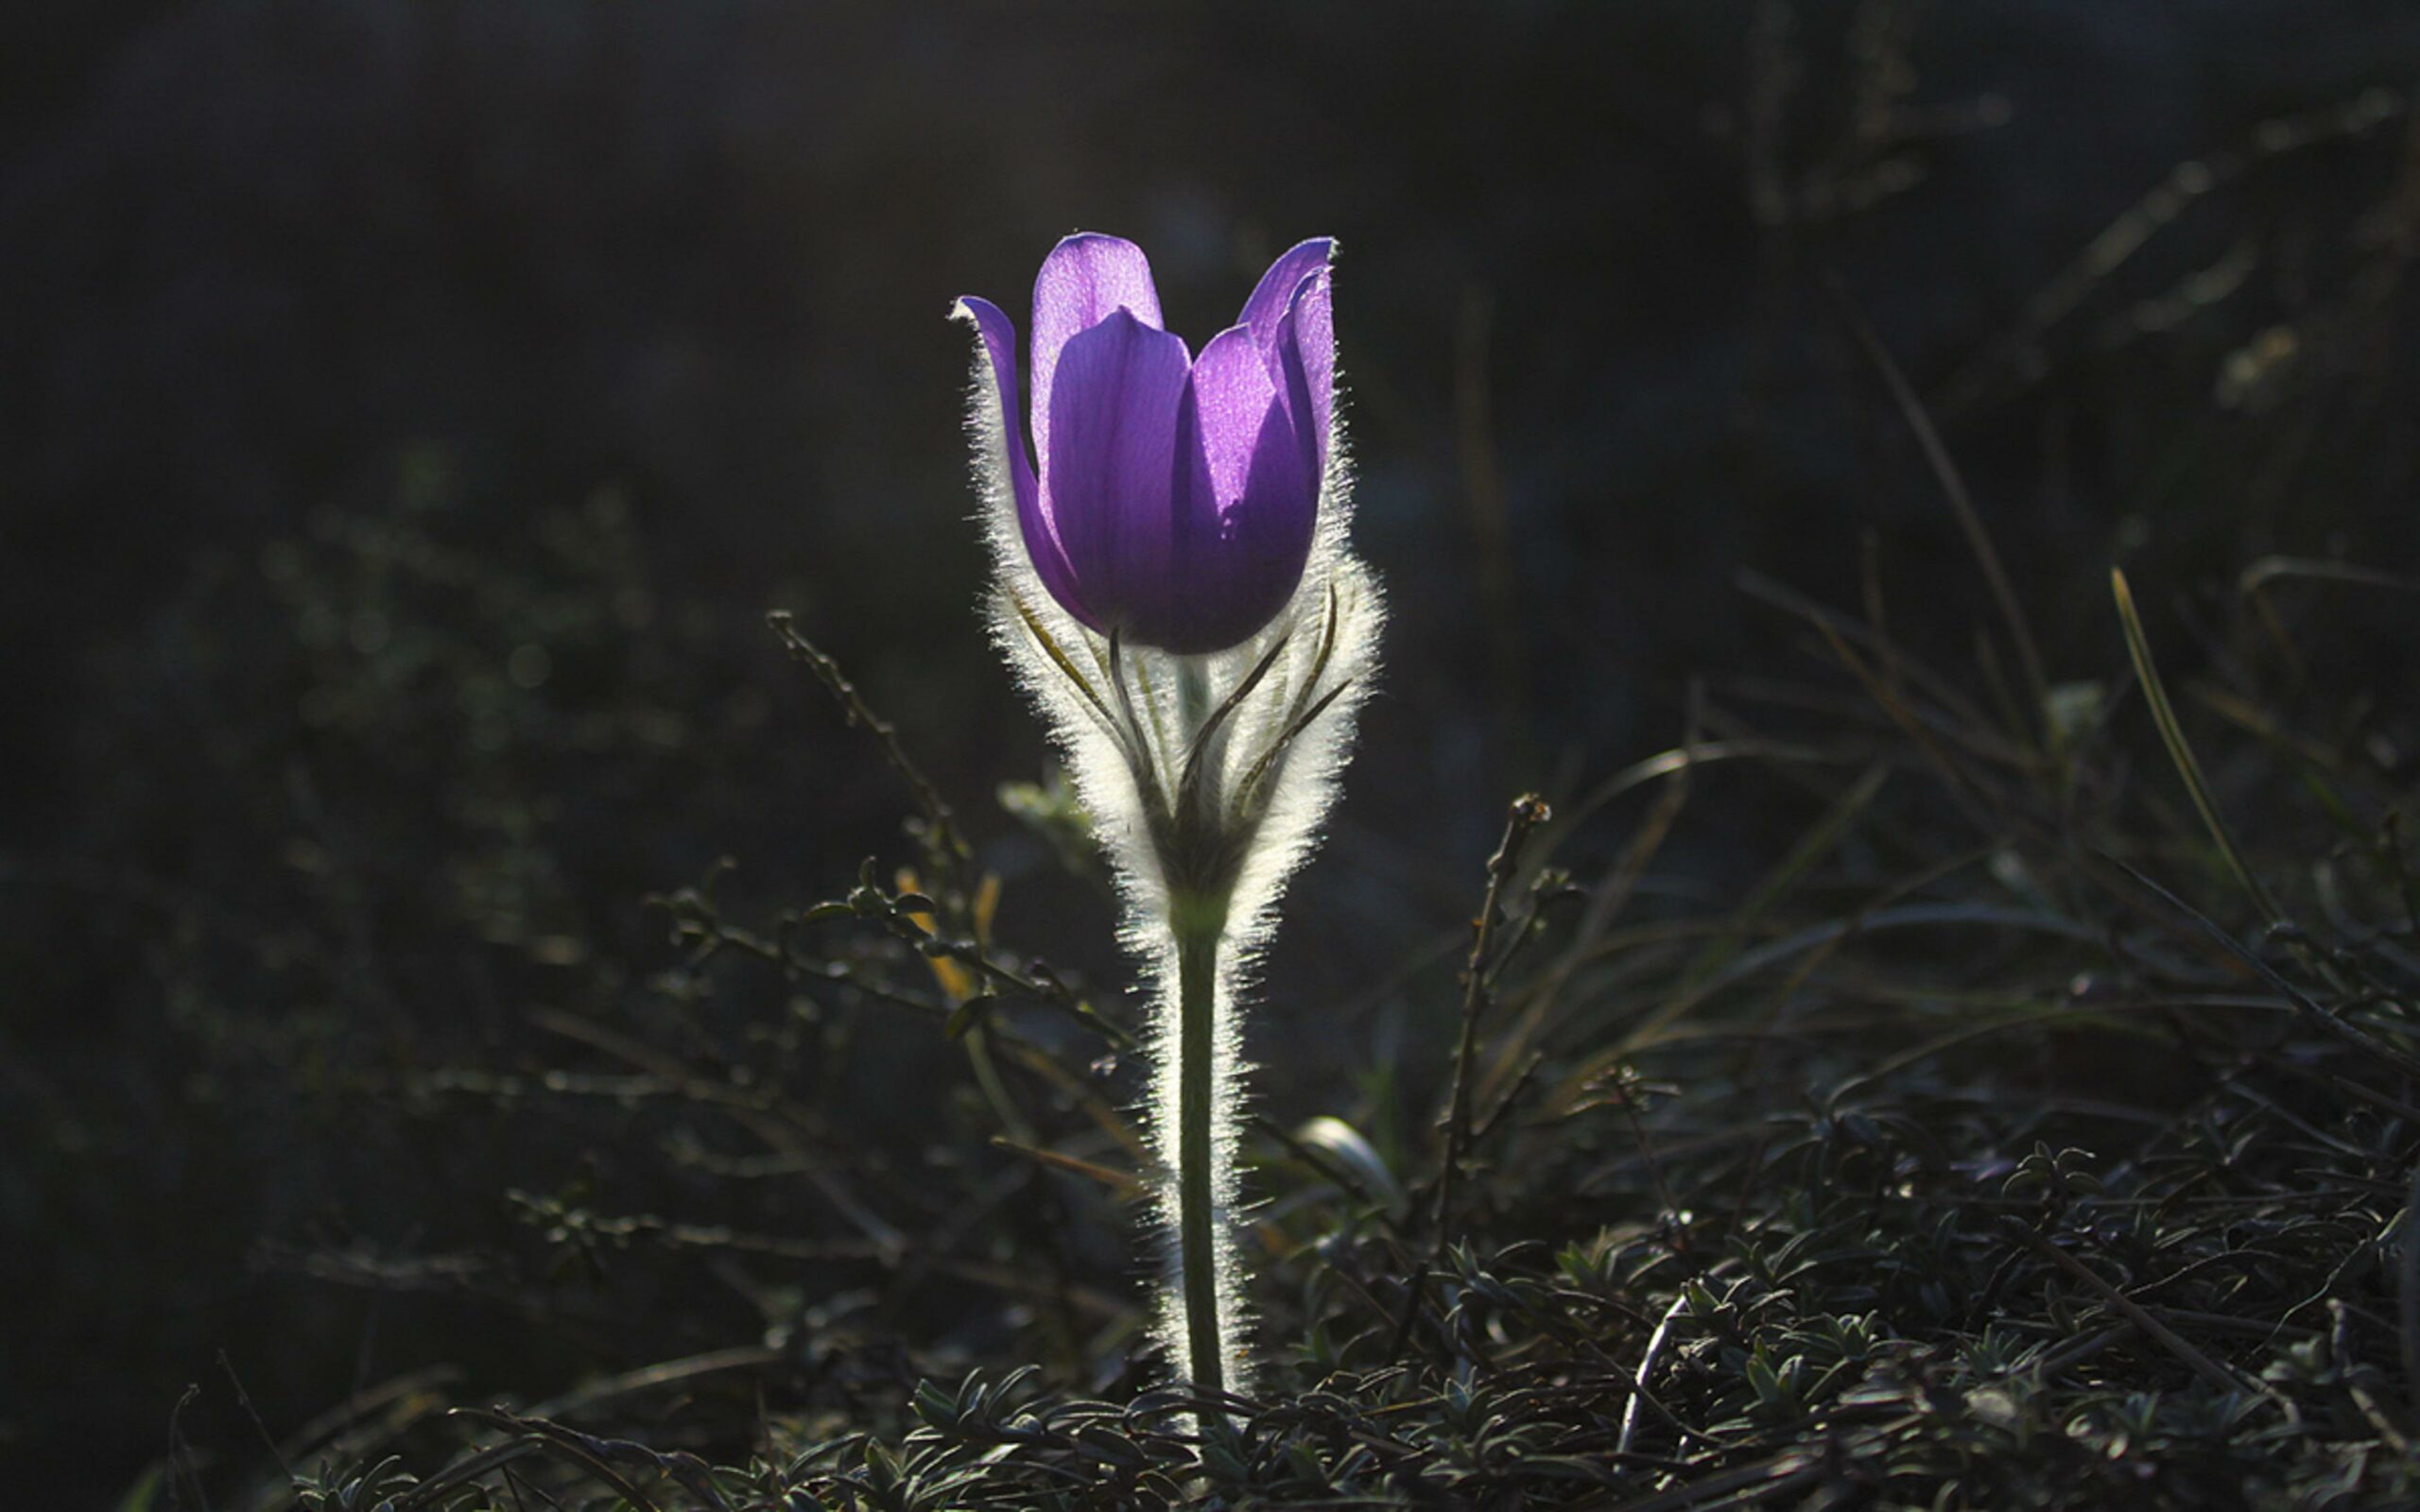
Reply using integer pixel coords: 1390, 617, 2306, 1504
1171, 909, 1228, 1420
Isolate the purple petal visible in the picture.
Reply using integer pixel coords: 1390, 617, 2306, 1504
1043, 308, 1191, 633
1182, 326, 1287, 516
1274, 267, 1335, 480
1161, 326, 1318, 652
954, 295, 1091, 622
1031, 234, 1166, 484
952, 295, 1035, 502
1236, 237, 1334, 353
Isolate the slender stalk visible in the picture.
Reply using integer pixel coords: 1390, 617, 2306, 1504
1392, 794, 1548, 1359
1171, 910, 1228, 1421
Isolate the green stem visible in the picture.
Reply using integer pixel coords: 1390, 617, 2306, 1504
1176, 660, 1214, 733
1169, 657, 1236, 1430
1173, 910, 1228, 1421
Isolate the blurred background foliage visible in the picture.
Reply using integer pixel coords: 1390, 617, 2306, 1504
9, 1, 2420, 1504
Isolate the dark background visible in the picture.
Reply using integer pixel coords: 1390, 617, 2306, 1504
7, 1, 2420, 1503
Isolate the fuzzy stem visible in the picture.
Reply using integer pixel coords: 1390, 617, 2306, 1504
1171, 906, 1228, 1422
1176, 659, 1214, 734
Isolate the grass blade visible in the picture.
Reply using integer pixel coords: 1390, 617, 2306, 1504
2109, 566, 2282, 925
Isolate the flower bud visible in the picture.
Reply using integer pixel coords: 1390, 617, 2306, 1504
957, 234, 1335, 654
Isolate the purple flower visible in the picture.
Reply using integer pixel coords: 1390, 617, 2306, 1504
958, 233, 1336, 655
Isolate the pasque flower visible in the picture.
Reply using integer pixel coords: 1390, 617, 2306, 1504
956, 233, 1382, 1423
958, 233, 1336, 654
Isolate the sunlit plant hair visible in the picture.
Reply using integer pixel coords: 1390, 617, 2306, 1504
954, 233, 1381, 1414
